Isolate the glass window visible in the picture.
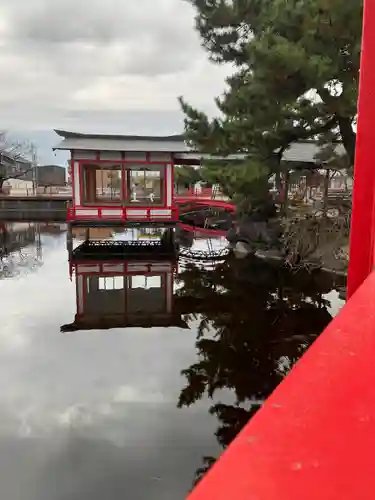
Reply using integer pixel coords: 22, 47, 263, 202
127, 167, 164, 205
95, 167, 122, 202
129, 275, 162, 289
83, 165, 122, 204
82, 164, 166, 206
98, 276, 124, 290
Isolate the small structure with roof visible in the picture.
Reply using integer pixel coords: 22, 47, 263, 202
54, 130, 189, 225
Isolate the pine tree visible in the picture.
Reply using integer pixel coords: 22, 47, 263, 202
180, 0, 362, 208
174, 165, 201, 191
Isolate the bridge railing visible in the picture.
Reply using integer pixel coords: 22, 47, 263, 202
178, 187, 214, 199
187, 270, 375, 500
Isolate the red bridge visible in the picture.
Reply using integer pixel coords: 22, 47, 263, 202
177, 186, 217, 199
178, 222, 228, 238
188, 2, 375, 500
175, 197, 236, 212
175, 187, 236, 213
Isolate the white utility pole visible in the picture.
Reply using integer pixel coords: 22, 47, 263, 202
31, 146, 38, 195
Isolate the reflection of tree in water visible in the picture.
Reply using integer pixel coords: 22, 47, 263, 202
175, 227, 194, 248
175, 256, 343, 485
0, 224, 43, 279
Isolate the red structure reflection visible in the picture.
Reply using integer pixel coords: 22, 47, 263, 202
62, 235, 186, 332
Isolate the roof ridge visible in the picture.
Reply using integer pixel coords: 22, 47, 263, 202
54, 129, 185, 142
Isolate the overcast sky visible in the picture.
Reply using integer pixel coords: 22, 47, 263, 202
0, 0, 231, 163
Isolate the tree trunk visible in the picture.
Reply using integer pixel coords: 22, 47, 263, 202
282, 170, 290, 217
338, 116, 356, 166
323, 169, 330, 216
275, 171, 282, 194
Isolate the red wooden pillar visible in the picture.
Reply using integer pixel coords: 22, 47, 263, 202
127, 170, 131, 203
347, 0, 375, 298
171, 159, 175, 206
85, 168, 96, 203
161, 166, 166, 205
121, 166, 127, 205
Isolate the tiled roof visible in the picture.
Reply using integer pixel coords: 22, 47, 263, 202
54, 130, 347, 164
54, 129, 185, 141
283, 141, 346, 163
54, 130, 187, 152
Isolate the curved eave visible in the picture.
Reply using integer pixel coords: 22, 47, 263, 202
54, 129, 185, 142
53, 129, 188, 153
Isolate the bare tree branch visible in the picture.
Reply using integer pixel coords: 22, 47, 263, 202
0, 131, 37, 191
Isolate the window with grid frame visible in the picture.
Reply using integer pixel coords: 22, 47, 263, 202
82, 165, 122, 204
127, 166, 165, 205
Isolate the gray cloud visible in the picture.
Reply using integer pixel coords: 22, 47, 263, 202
4, 0, 201, 76
8, 0, 192, 44
0, 0, 231, 160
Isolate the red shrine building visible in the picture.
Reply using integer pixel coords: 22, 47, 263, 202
54, 130, 194, 225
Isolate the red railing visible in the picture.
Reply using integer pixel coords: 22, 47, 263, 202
347, 0, 375, 298
67, 206, 179, 223
176, 198, 236, 211
181, 187, 214, 199
188, 271, 375, 500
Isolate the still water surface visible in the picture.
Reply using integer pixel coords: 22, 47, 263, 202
0, 222, 345, 499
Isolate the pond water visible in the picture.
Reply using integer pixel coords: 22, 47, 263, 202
0, 222, 345, 499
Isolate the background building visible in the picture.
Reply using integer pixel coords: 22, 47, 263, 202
34, 165, 66, 187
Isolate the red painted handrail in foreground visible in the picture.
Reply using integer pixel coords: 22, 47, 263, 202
188, 272, 375, 500
347, 0, 375, 297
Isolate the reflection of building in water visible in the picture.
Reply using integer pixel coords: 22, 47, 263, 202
38, 223, 67, 235
70, 226, 168, 244
62, 259, 187, 332
62, 228, 186, 332
72, 226, 117, 241
0, 222, 43, 278
137, 227, 164, 239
